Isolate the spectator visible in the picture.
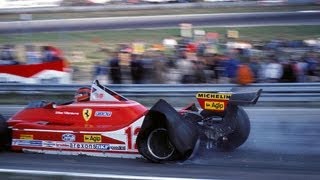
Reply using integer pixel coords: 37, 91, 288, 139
280, 60, 297, 83
152, 52, 167, 84
225, 51, 240, 83
295, 58, 308, 82
92, 61, 105, 81
41, 46, 54, 62
130, 54, 144, 84
108, 52, 122, 84
177, 52, 194, 84
304, 52, 319, 82
257, 58, 268, 83
205, 54, 219, 83
236, 62, 254, 86
193, 60, 207, 83
264, 56, 283, 82
0, 44, 19, 65
248, 56, 261, 83
25, 45, 41, 64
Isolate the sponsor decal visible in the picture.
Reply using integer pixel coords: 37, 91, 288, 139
204, 101, 225, 111
84, 135, 102, 143
109, 145, 126, 151
56, 142, 71, 148
43, 141, 56, 148
20, 134, 33, 140
94, 111, 112, 117
94, 93, 104, 99
55, 111, 79, 115
12, 139, 42, 147
70, 143, 110, 150
62, 133, 76, 142
82, 108, 92, 121
197, 93, 231, 100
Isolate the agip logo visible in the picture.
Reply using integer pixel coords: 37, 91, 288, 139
204, 101, 225, 111
84, 135, 102, 143
82, 108, 92, 121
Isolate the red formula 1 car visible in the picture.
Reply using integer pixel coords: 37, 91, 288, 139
0, 80, 262, 163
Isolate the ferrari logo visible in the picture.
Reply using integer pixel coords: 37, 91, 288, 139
82, 108, 92, 122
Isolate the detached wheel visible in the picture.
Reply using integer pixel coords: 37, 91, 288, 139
147, 128, 175, 160
217, 107, 250, 151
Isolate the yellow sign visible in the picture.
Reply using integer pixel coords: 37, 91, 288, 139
84, 135, 102, 143
82, 108, 92, 122
196, 93, 231, 100
204, 101, 225, 111
132, 42, 145, 55
227, 30, 239, 39
20, 134, 33, 140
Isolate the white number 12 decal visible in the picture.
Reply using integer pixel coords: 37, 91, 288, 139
125, 126, 140, 150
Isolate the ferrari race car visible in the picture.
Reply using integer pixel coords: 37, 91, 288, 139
0, 80, 262, 163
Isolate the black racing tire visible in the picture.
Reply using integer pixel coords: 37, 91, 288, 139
0, 114, 10, 151
217, 107, 250, 151
137, 127, 179, 163
147, 128, 175, 161
137, 100, 200, 163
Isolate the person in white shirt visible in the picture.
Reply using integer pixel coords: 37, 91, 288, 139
264, 57, 283, 82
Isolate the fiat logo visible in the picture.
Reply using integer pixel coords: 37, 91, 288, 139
62, 133, 75, 142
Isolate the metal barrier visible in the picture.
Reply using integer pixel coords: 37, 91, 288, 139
0, 83, 320, 102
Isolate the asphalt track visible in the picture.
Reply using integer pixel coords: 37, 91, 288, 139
0, 107, 320, 179
0, 11, 320, 33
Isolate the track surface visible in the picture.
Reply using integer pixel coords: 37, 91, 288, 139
1, 107, 320, 179
0, 11, 320, 33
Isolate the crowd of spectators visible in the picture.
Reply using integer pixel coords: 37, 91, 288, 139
93, 38, 320, 85
0, 44, 59, 65
1, 38, 319, 85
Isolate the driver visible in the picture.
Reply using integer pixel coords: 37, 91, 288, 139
74, 87, 91, 102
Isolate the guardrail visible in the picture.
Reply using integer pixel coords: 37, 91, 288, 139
1, 83, 320, 103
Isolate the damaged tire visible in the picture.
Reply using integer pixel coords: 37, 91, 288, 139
147, 128, 175, 160
137, 99, 199, 163
217, 107, 250, 151
136, 111, 180, 163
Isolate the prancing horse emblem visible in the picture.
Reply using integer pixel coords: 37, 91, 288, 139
82, 108, 92, 122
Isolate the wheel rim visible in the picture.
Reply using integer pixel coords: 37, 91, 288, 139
147, 128, 175, 160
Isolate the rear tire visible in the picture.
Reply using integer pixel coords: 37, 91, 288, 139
217, 107, 250, 151
147, 128, 175, 160
137, 126, 179, 163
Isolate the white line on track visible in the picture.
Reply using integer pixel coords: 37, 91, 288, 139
244, 108, 320, 111
298, 10, 320, 13
0, 168, 217, 180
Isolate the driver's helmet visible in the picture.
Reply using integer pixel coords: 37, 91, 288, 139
75, 87, 91, 102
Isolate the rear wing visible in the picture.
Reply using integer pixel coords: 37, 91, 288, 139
229, 87, 262, 105
196, 88, 262, 112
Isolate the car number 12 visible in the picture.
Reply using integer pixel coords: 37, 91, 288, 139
125, 126, 140, 150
